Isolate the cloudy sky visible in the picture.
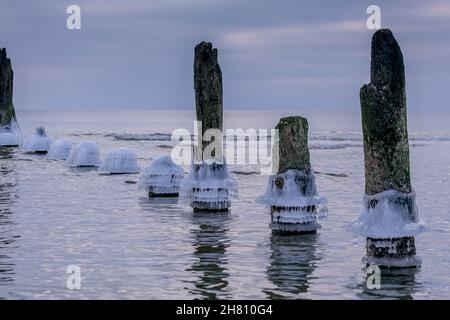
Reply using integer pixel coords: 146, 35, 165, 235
1, 0, 450, 112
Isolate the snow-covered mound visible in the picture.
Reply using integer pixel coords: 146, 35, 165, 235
179, 162, 238, 210
348, 190, 427, 238
0, 118, 24, 147
65, 141, 101, 167
47, 139, 73, 160
100, 147, 140, 174
22, 127, 54, 153
138, 155, 184, 195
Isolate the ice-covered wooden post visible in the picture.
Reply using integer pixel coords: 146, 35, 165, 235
138, 155, 184, 198
178, 41, 237, 212
0, 48, 22, 148
257, 116, 327, 234
0, 48, 15, 127
357, 29, 423, 267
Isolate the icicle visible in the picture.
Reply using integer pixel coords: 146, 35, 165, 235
138, 155, 184, 196
178, 162, 238, 211
256, 169, 327, 227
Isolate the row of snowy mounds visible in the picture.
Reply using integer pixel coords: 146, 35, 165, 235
100, 147, 140, 173
46, 140, 139, 173
22, 127, 54, 153
0, 118, 24, 147
65, 141, 102, 167
256, 169, 327, 211
178, 163, 239, 207
138, 155, 184, 194
347, 190, 427, 238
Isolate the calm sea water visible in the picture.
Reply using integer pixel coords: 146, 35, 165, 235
0, 109, 449, 300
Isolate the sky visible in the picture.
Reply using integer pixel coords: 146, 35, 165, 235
1, 0, 450, 112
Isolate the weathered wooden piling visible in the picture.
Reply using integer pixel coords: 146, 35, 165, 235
0, 48, 15, 127
257, 116, 327, 234
194, 41, 223, 156
359, 29, 421, 267
178, 42, 237, 212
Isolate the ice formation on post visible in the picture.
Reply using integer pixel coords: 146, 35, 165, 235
256, 116, 327, 234
65, 141, 101, 167
100, 147, 140, 174
47, 139, 73, 160
0, 118, 23, 147
0, 48, 23, 147
350, 29, 423, 267
138, 155, 184, 197
22, 127, 54, 154
179, 162, 238, 211
178, 41, 238, 212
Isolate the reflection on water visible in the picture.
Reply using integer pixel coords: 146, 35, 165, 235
0, 148, 19, 286
186, 212, 231, 299
143, 197, 179, 206
265, 234, 319, 299
358, 266, 421, 300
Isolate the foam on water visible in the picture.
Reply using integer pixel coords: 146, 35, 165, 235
100, 147, 140, 174
138, 155, 184, 194
348, 190, 427, 238
46, 139, 73, 160
65, 141, 101, 167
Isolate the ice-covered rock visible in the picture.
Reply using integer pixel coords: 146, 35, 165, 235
138, 155, 184, 196
179, 162, 238, 211
47, 139, 73, 160
22, 127, 54, 153
100, 147, 140, 174
0, 118, 23, 147
65, 141, 101, 167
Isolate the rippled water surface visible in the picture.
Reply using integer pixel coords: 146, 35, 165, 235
0, 110, 449, 299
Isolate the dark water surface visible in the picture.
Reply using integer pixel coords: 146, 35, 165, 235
0, 110, 449, 299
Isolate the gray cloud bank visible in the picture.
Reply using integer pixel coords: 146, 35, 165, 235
1, 0, 449, 112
